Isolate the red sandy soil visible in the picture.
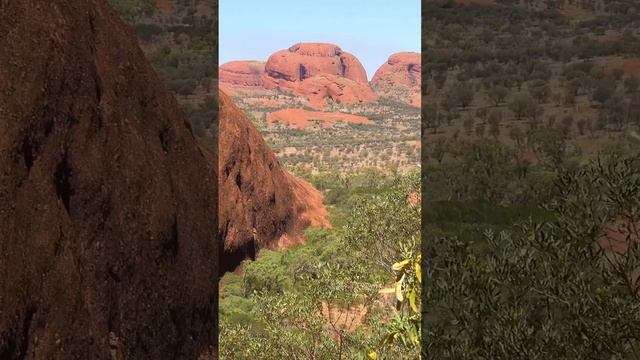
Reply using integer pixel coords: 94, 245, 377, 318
320, 301, 368, 334
623, 58, 640, 76
598, 220, 640, 290
155, 0, 174, 14
267, 108, 374, 129
599, 220, 640, 255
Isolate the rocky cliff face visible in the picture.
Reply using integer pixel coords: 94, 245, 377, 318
0, 1, 217, 359
262, 43, 378, 108
219, 43, 379, 109
371, 52, 421, 107
263, 43, 369, 87
218, 90, 329, 274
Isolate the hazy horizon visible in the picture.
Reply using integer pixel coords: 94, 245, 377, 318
219, 0, 421, 80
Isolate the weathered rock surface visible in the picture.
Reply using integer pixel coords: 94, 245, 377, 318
0, 1, 217, 359
219, 43, 379, 109
297, 74, 379, 109
263, 43, 369, 88
219, 61, 266, 87
219, 91, 329, 273
261, 43, 377, 108
371, 52, 421, 107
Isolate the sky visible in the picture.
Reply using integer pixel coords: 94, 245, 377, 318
219, 0, 421, 80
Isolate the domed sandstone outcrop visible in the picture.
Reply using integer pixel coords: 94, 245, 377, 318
260, 43, 377, 108
371, 52, 421, 107
219, 61, 266, 87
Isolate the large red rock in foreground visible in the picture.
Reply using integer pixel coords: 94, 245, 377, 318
0, 1, 217, 359
219, 90, 330, 273
371, 52, 421, 107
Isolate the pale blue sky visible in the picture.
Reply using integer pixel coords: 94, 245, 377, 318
219, 0, 421, 80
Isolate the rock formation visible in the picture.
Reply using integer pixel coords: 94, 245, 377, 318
219, 43, 379, 109
371, 52, 421, 107
0, 1, 217, 359
262, 43, 377, 108
296, 74, 379, 109
219, 61, 266, 87
263, 43, 369, 88
219, 91, 330, 274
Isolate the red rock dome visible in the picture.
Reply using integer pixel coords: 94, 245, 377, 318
263, 42, 369, 90
219, 60, 266, 87
371, 52, 421, 106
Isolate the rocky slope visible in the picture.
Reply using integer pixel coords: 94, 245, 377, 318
371, 52, 421, 107
218, 90, 330, 274
0, 1, 217, 359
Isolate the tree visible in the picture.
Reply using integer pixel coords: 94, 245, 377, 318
528, 79, 551, 103
625, 75, 640, 93
476, 107, 489, 123
426, 156, 640, 359
592, 77, 616, 105
576, 118, 587, 135
508, 126, 525, 146
452, 83, 475, 108
440, 97, 458, 126
531, 128, 567, 166
488, 85, 509, 106
561, 115, 574, 134
434, 72, 448, 90
509, 93, 539, 121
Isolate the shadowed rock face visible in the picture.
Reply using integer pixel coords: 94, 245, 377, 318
0, 1, 217, 359
218, 90, 329, 274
